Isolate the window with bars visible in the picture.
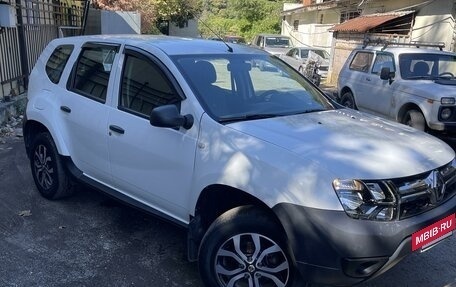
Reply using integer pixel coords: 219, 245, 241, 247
340, 10, 360, 23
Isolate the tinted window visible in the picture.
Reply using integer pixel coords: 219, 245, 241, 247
120, 53, 180, 117
349, 51, 374, 72
71, 44, 118, 102
45, 45, 73, 84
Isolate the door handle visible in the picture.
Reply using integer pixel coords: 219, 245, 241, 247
366, 77, 371, 81
60, 106, 71, 113
109, 125, 125, 134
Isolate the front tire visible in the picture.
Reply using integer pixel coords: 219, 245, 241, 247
403, 110, 426, 131
29, 132, 75, 199
198, 206, 297, 287
340, 91, 357, 109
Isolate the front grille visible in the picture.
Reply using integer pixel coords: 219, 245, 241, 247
391, 162, 456, 219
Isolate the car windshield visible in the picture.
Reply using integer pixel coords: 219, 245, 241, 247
265, 37, 290, 48
400, 53, 456, 80
173, 54, 334, 122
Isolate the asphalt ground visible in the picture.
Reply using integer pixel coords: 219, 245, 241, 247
1, 135, 456, 287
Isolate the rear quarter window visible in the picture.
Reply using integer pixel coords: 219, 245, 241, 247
45, 45, 74, 84
349, 51, 374, 72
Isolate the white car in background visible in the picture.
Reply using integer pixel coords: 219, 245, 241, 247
338, 41, 456, 134
279, 46, 330, 78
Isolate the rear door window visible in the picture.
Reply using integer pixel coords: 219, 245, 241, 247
68, 43, 119, 103
45, 45, 74, 84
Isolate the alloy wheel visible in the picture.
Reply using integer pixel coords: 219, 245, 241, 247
215, 233, 290, 287
33, 144, 54, 190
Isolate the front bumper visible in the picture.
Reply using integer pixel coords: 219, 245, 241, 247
273, 194, 456, 286
428, 121, 456, 132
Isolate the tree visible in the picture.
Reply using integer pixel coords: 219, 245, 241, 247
91, 0, 201, 33
199, 0, 293, 40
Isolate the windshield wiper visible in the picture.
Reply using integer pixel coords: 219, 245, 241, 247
219, 113, 282, 123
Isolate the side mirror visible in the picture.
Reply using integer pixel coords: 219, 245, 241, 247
380, 67, 395, 79
150, 104, 194, 130
380, 67, 395, 85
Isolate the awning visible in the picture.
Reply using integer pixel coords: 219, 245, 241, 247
330, 11, 414, 33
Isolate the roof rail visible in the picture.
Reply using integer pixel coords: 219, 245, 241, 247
362, 38, 445, 51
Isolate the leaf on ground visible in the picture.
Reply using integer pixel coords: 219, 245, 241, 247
18, 210, 32, 217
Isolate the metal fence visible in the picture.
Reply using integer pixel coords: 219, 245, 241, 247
0, 0, 86, 100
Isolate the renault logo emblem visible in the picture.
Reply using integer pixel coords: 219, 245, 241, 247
425, 170, 446, 204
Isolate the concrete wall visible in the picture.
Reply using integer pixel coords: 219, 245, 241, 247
411, 1, 455, 51
282, 9, 337, 50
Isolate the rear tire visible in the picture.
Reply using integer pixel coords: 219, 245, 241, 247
403, 110, 426, 131
198, 206, 299, 287
29, 132, 75, 199
340, 91, 357, 110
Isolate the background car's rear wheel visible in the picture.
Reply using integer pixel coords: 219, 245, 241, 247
30, 132, 75, 199
340, 91, 357, 109
198, 206, 298, 287
403, 110, 426, 131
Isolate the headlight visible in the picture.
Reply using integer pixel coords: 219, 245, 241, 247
440, 108, 452, 120
333, 179, 397, 221
441, 97, 455, 105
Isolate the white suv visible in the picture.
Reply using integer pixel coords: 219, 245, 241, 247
338, 42, 456, 133
24, 35, 456, 287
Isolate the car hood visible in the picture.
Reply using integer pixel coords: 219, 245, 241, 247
227, 109, 454, 180
397, 79, 456, 100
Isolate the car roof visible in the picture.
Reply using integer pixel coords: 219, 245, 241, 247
50, 34, 266, 56
255, 34, 290, 38
295, 46, 326, 51
358, 45, 455, 56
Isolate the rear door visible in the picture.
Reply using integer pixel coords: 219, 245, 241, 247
107, 47, 198, 222
61, 42, 120, 183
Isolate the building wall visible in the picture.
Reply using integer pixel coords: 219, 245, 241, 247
86, 9, 141, 35
411, 1, 455, 50
282, 10, 337, 50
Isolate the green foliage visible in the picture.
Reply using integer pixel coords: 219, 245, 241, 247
199, 0, 292, 41
92, 0, 300, 36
